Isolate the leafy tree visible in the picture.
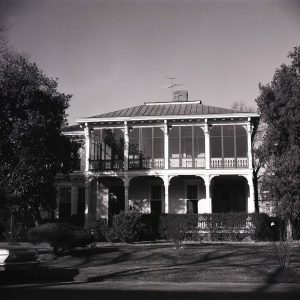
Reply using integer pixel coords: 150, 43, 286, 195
256, 47, 300, 239
0, 51, 80, 228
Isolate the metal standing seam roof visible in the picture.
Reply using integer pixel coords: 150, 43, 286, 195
89, 101, 238, 119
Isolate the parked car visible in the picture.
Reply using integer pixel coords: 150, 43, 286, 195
0, 245, 38, 272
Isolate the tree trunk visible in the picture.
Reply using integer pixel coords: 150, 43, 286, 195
286, 219, 293, 241
253, 170, 259, 213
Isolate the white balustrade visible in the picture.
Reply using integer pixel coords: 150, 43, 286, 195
153, 159, 164, 168
169, 158, 180, 168
211, 158, 223, 168
224, 158, 235, 168
182, 158, 193, 168
195, 158, 205, 168
237, 157, 248, 167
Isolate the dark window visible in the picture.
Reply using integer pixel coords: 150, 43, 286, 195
151, 201, 162, 215
151, 185, 162, 214
77, 187, 85, 217
187, 184, 197, 200
151, 185, 162, 200
59, 187, 71, 221
187, 200, 198, 214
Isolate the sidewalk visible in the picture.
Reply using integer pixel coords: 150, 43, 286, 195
1, 280, 300, 300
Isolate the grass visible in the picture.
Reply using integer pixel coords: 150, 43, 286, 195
37, 242, 300, 284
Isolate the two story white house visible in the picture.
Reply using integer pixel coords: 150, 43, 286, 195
55, 91, 260, 226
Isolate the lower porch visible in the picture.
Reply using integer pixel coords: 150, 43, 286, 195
55, 174, 255, 226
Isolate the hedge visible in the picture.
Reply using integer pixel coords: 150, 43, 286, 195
92, 212, 280, 243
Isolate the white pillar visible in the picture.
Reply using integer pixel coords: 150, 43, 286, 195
71, 186, 78, 215
204, 175, 212, 213
247, 118, 253, 170
164, 120, 169, 169
124, 121, 129, 171
205, 120, 210, 169
84, 177, 90, 228
124, 177, 130, 212
163, 176, 169, 213
84, 123, 90, 172
247, 174, 255, 213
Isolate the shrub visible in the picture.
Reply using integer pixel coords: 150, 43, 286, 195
27, 223, 92, 255
107, 212, 147, 243
159, 214, 198, 247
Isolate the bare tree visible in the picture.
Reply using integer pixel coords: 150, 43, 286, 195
231, 100, 257, 113
0, 22, 10, 54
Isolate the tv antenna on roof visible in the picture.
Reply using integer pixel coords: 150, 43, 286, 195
166, 77, 183, 98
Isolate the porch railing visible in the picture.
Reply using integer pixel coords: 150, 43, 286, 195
128, 158, 165, 169
169, 157, 205, 168
89, 159, 124, 171
211, 157, 248, 168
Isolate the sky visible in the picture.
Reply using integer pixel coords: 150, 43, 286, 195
1, 0, 300, 124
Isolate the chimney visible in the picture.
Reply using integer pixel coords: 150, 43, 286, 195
173, 90, 188, 102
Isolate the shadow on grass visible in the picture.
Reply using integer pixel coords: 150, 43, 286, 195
0, 266, 79, 285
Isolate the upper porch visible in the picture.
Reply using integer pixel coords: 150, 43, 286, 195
69, 98, 259, 173
81, 118, 256, 172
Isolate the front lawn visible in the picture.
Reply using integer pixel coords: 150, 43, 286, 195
39, 242, 300, 284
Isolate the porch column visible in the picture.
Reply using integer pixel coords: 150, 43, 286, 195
247, 174, 255, 213
84, 177, 91, 228
164, 120, 169, 169
205, 119, 210, 169
247, 118, 253, 169
84, 123, 90, 172
71, 186, 78, 215
124, 121, 129, 171
123, 177, 130, 212
163, 175, 169, 213
204, 175, 212, 213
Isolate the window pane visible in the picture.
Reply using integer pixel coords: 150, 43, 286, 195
210, 126, 221, 137
141, 138, 152, 159
236, 135, 248, 157
181, 126, 192, 137
236, 126, 247, 157
236, 125, 247, 137
169, 127, 179, 138
210, 137, 222, 157
129, 128, 139, 139
181, 137, 192, 157
194, 127, 205, 158
153, 137, 164, 158
194, 126, 204, 136
142, 127, 152, 139
223, 125, 234, 137
169, 137, 179, 158
223, 136, 235, 157
154, 127, 164, 137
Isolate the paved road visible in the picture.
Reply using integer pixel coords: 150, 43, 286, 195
1, 280, 300, 300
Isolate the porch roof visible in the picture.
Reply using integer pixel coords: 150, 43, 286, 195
89, 101, 238, 119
